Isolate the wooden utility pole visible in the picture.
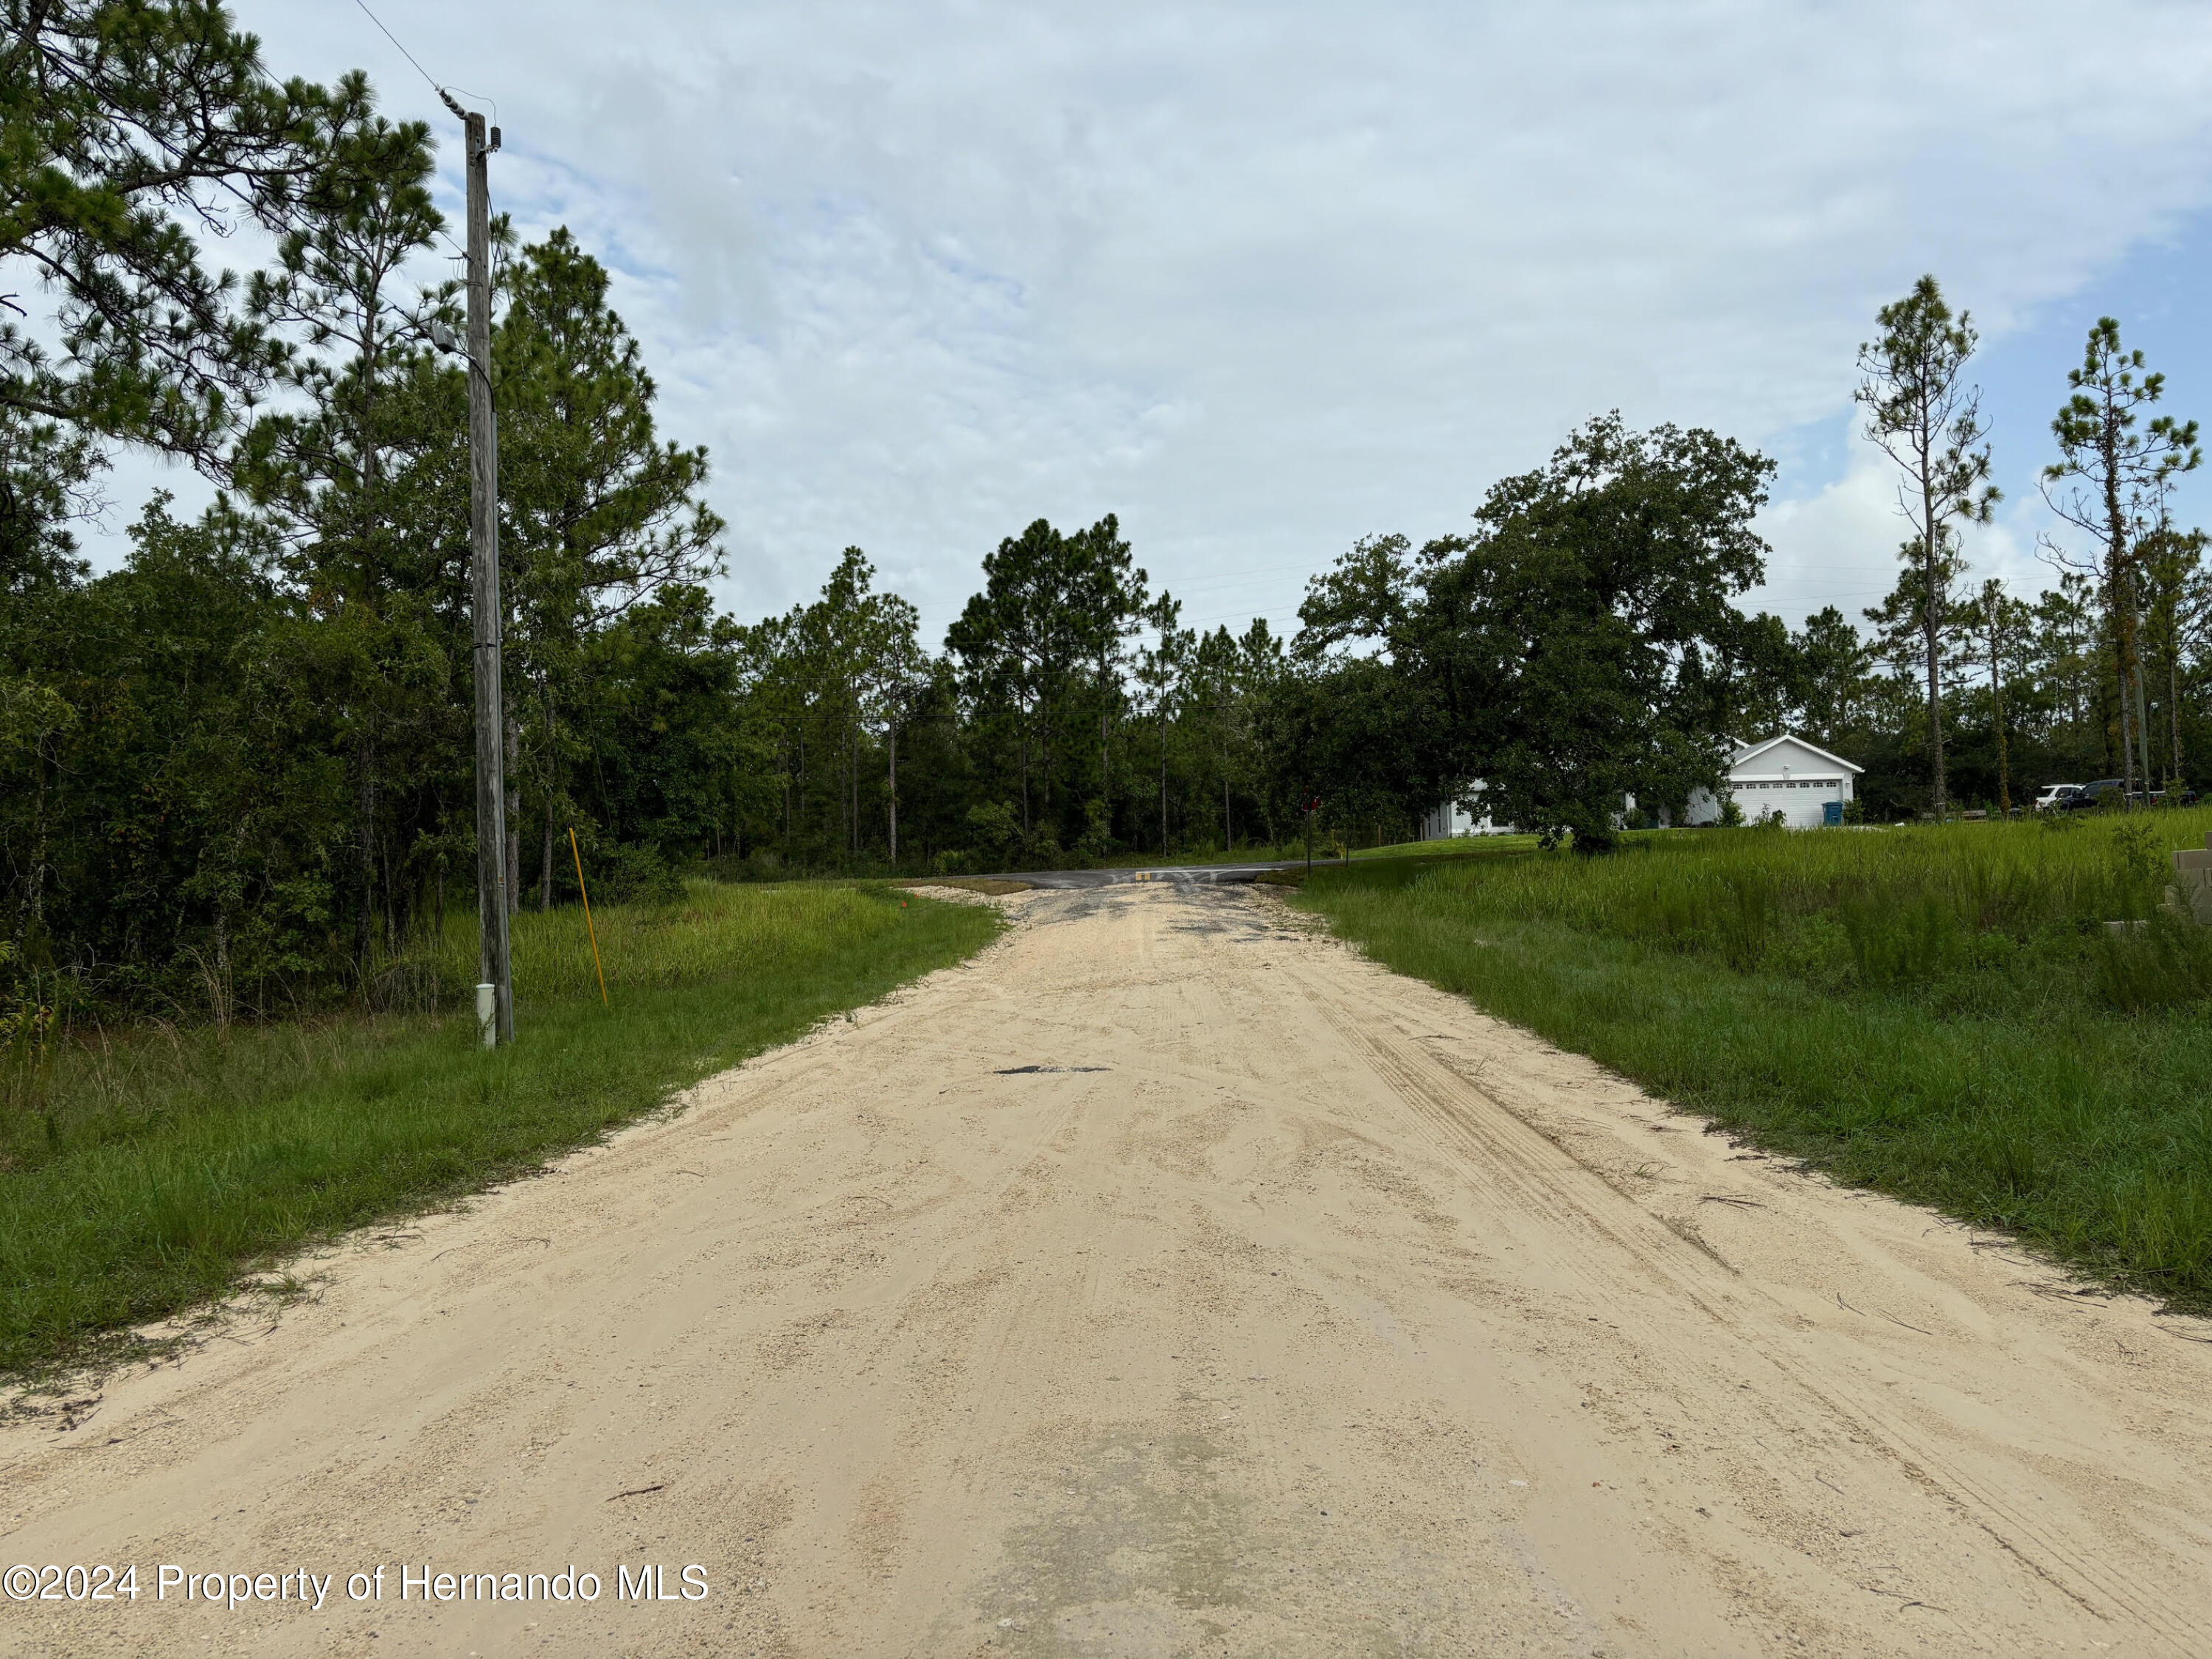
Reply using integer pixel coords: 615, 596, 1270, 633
1975, 579, 2012, 816
442, 91, 512, 1043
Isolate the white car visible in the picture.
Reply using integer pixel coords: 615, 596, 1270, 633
2034, 783, 2082, 812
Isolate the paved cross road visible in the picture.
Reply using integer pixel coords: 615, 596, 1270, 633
984, 859, 1306, 888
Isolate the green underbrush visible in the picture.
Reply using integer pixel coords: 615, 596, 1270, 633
1292, 813, 2212, 1307
0, 882, 996, 1378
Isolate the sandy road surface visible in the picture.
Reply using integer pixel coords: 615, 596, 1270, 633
6, 881, 2212, 1658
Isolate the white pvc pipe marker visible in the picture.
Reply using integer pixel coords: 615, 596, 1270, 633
476, 982, 497, 1048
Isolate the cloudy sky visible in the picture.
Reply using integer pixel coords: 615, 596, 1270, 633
105, 1, 2212, 647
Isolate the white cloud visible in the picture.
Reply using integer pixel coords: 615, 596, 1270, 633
90, 1, 2212, 639
1754, 416, 2065, 632
1753, 445, 1912, 627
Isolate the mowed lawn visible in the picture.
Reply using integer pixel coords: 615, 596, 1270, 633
1293, 813, 2212, 1309
0, 883, 998, 1377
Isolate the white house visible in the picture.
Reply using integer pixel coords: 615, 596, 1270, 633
1419, 781, 1514, 839
1686, 733, 1862, 829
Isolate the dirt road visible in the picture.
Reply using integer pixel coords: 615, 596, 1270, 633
6, 881, 2212, 1658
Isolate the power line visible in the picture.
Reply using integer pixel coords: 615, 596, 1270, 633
349, 0, 443, 97
342, 5, 481, 279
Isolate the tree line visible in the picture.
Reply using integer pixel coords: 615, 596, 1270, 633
733, 521, 1293, 878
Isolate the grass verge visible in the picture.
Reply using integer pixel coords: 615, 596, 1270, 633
1290, 818, 2212, 1309
0, 881, 998, 1379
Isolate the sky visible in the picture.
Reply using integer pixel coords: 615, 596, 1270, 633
86, 1, 2212, 650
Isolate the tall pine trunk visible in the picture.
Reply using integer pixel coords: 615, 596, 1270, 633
1919, 460, 1947, 817
504, 702, 522, 915
539, 672, 557, 909
353, 734, 378, 968
2103, 421, 2142, 804
1099, 663, 1113, 847
2172, 653, 2186, 787
1986, 615, 2008, 814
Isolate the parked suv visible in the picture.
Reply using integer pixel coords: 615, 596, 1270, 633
2065, 779, 2128, 810
2034, 783, 2082, 812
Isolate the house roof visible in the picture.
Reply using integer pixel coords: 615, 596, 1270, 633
1731, 732, 1864, 776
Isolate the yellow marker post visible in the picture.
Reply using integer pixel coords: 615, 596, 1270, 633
569, 827, 610, 1006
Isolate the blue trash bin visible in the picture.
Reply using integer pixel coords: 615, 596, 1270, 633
1823, 800, 1843, 827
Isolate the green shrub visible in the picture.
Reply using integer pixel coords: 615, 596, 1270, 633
591, 841, 689, 905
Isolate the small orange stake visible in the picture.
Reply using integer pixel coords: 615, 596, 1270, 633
569, 827, 610, 1006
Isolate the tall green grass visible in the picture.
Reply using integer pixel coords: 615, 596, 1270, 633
429, 878, 945, 1001
1293, 814, 2212, 1307
1449, 813, 2202, 947
0, 881, 997, 1377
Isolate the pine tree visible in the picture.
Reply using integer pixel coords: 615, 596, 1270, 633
1854, 276, 1998, 819
2137, 519, 2208, 789
232, 87, 452, 964
2044, 319, 2200, 803
3, 1, 366, 459
494, 229, 724, 899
